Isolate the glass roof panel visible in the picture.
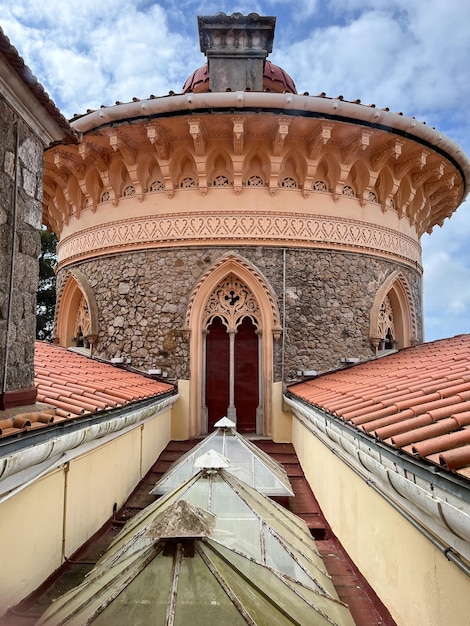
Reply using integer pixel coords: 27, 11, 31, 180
175, 546, 247, 626
203, 540, 356, 626
151, 426, 293, 496
37, 480, 354, 626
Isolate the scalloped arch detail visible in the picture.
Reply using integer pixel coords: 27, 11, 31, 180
370, 270, 418, 349
184, 252, 281, 335
55, 268, 99, 348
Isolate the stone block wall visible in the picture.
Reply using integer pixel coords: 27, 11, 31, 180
58, 246, 422, 382
0, 97, 43, 405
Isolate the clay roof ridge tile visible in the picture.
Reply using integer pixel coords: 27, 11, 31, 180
359, 409, 415, 433
389, 417, 460, 448
453, 411, 470, 427
412, 429, 470, 457
391, 392, 441, 412
341, 401, 385, 420
427, 399, 470, 421
439, 445, 470, 470
40, 397, 87, 415
351, 405, 405, 426
373, 414, 434, 440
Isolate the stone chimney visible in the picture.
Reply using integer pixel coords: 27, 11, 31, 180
198, 12, 276, 92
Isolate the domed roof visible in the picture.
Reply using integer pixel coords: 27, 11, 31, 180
183, 60, 297, 94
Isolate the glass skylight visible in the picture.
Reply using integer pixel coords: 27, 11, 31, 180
151, 419, 293, 496
37, 497, 354, 626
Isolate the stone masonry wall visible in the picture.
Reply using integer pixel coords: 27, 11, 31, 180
59, 246, 422, 383
0, 97, 42, 395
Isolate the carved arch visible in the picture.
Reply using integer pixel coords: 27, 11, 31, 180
184, 253, 281, 336
279, 150, 306, 189
349, 159, 370, 199
55, 269, 99, 350
184, 252, 282, 437
206, 149, 233, 186
136, 151, 163, 192
315, 154, 340, 192
370, 271, 418, 351
170, 149, 199, 188
242, 149, 270, 186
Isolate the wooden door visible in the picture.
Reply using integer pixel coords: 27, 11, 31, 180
234, 317, 259, 432
206, 317, 229, 430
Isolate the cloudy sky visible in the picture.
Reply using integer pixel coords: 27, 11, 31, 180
2, 0, 470, 341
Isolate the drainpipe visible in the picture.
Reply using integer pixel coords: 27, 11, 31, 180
2, 122, 19, 401
61, 461, 70, 560
281, 248, 287, 387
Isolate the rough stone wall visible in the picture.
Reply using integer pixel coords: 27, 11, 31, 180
0, 97, 43, 395
59, 246, 422, 382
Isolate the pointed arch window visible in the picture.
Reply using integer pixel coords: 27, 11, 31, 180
370, 272, 417, 354
377, 295, 397, 351
203, 274, 261, 432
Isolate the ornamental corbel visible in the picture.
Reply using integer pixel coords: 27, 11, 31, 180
341, 130, 372, 166
273, 326, 282, 341
272, 118, 291, 156
371, 139, 404, 171
412, 161, 445, 188
307, 123, 333, 160
53, 150, 84, 178
181, 328, 191, 342
78, 141, 109, 171
188, 118, 206, 156
232, 117, 245, 155
146, 123, 170, 160
394, 149, 429, 179
107, 129, 136, 165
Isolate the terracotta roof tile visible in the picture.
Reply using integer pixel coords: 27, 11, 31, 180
288, 334, 470, 480
0, 342, 174, 439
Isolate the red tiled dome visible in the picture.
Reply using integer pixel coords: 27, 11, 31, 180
182, 60, 297, 94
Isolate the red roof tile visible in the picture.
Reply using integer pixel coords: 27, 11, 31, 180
288, 335, 470, 480
0, 342, 174, 439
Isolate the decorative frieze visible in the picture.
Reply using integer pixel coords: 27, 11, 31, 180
57, 212, 422, 269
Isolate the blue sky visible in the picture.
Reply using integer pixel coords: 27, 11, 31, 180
2, 0, 470, 341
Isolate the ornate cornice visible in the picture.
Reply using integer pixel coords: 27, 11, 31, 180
57, 211, 422, 270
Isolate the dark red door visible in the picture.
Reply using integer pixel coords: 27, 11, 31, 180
206, 317, 229, 430
234, 317, 259, 432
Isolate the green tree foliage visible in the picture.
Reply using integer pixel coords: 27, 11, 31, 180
36, 230, 58, 341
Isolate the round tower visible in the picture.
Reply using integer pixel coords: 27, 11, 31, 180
43, 12, 470, 438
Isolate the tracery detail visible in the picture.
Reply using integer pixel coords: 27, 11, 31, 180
246, 175, 264, 187
150, 180, 164, 192
281, 177, 297, 189
74, 293, 91, 346
377, 295, 396, 349
180, 177, 197, 188
203, 273, 260, 332
101, 191, 110, 202
342, 185, 355, 197
368, 191, 378, 202
123, 185, 136, 197
313, 180, 328, 192
213, 175, 230, 187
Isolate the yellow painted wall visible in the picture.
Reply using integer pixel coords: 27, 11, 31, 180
0, 469, 65, 613
64, 427, 142, 556
292, 417, 470, 626
272, 382, 292, 442
0, 408, 172, 615
171, 381, 190, 440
